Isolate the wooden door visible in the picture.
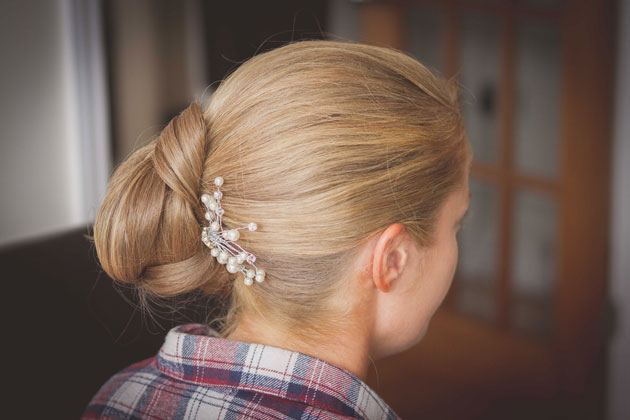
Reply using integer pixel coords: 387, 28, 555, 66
359, 0, 615, 418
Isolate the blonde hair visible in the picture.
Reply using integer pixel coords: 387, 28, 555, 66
91, 39, 471, 343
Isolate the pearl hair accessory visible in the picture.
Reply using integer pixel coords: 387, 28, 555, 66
200, 176, 266, 286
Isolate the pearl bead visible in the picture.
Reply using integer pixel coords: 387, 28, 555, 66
226, 229, 239, 241
202, 175, 263, 285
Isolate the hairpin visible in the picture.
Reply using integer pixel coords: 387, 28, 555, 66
200, 176, 265, 286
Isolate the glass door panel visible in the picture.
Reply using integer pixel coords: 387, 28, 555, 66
460, 11, 501, 165
510, 187, 558, 336
406, 3, 444, 74
514, 17, 561, 179
454, 178, 500, 321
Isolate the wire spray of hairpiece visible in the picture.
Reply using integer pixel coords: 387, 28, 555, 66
200, 176, 266, 286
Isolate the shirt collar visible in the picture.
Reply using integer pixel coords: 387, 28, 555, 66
157, 323, 400, 420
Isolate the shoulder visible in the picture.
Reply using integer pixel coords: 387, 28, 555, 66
81, 357, 355, 420
81, 356, 160, 419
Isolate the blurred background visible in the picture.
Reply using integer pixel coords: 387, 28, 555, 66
0, 0, 627, 419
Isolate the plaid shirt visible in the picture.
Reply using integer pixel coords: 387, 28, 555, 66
83, 323, 401, 420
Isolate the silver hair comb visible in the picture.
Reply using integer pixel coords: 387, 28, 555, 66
200, 176, 265, 286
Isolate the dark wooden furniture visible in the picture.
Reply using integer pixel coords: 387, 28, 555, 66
2, 225, 221, 419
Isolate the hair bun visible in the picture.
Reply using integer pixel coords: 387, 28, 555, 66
92, 101, 230, 297
152, 102, 207, 207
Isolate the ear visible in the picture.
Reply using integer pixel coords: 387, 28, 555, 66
371, 223, 409, 293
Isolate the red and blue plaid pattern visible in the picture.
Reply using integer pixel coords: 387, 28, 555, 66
83, 323, 401, 419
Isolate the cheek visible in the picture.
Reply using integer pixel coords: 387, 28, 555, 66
443, 235, 460, 289
452, 236, 459, 272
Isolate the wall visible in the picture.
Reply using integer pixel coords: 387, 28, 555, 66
0, 0, 206, 247
607, 0, 630, 418
0, 0, 109, 247
107, 0, 208, 165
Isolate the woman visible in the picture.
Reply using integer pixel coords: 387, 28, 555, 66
83, 39, 472, 420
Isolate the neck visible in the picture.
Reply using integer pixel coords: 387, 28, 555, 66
224, 316, 373, 382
